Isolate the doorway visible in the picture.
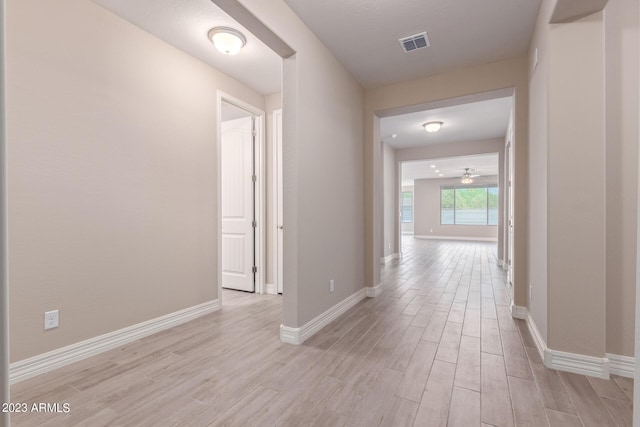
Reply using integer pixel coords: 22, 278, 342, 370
218, 94, 266, 295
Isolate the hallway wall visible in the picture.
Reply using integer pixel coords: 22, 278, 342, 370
604, 0, 639, 358
6, 0, 265, 361
527, 0, 639, 360
227, 0, 365, 328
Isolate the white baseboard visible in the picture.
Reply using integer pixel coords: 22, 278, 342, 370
413, 235, 498, 242
10, 299, 220, 384
526, 311, 610, 379
510, 302, 527, 320
265, 283, 277, 295
526, 311, 548, 362
280, 288, 366, 345
545, 349, 610, 379
366, 283, 384, 298
380, 253, 400, 264
607, 353, 635, 378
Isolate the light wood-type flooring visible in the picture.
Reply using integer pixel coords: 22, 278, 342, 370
10, 238, 634, 426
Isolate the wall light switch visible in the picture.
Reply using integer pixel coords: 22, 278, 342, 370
330, 279, 335, 293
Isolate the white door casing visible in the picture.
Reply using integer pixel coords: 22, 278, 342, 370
507, 138, 515, 294
275, 109, 283, 294
221, 116, 255, 292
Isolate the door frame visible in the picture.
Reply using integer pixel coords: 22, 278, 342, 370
216, 91, 266, 300
273, 109, 283, 294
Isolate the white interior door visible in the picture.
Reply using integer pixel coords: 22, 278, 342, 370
222, 116, 255, 292
275, 110, 283, 294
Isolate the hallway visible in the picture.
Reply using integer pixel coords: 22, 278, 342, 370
10, 239, 633, 426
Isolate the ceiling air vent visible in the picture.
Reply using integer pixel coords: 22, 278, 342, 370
399, 32, 430, 53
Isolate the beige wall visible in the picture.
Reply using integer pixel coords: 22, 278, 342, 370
365, 58, 528, 305
547, 11, 607, 358
604, 0, 639, 357
0, 0, 8, 421
237, 0, 365, 327
6, 0, 266, 361
527, 0, 638, 359
383, 143, 397, 257
265, 92, 282, 287
413, 176, 499, 240
527, 0, 552, 343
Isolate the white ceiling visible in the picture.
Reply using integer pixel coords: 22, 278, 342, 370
402, 154, 499, 186
284, 0, 541, 88
91, 0, 282, 95
381, 97, 512, 149
90, 1, 541, 94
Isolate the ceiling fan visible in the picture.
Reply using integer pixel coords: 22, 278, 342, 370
461, 168, 480, 184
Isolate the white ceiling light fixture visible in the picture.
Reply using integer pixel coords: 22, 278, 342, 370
423, 121, 443, 133
430, 164, 436, 168
208, 27, 247, 55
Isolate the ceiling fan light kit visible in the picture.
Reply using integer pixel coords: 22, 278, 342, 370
460, 168, 479, 184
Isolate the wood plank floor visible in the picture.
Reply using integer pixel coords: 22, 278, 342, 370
10, 238, 634, 426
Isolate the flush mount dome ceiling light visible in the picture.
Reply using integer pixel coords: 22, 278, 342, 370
208, 27, 246, 55
423, 121, 443, 133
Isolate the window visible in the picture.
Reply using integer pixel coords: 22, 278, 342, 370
401, 191, 413, 223
440, 185, 498, 225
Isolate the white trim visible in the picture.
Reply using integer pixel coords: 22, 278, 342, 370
526, 311, 547, 362
279, 324, 299, 345
273, 109, 283, 295
526, 311, 610, 379
545, 349, 610, 380
413, 235, 498, 242
510, 302, 527, 320
380, 253, 400, 264
9, 299, 220, 384
366, 283, 384, 298
265, 283, 277, 295
607, 353, 635, 378
279, 289, 366, 345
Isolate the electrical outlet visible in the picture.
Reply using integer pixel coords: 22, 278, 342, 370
330, 279, 335, 293
44, 310, 59, 330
